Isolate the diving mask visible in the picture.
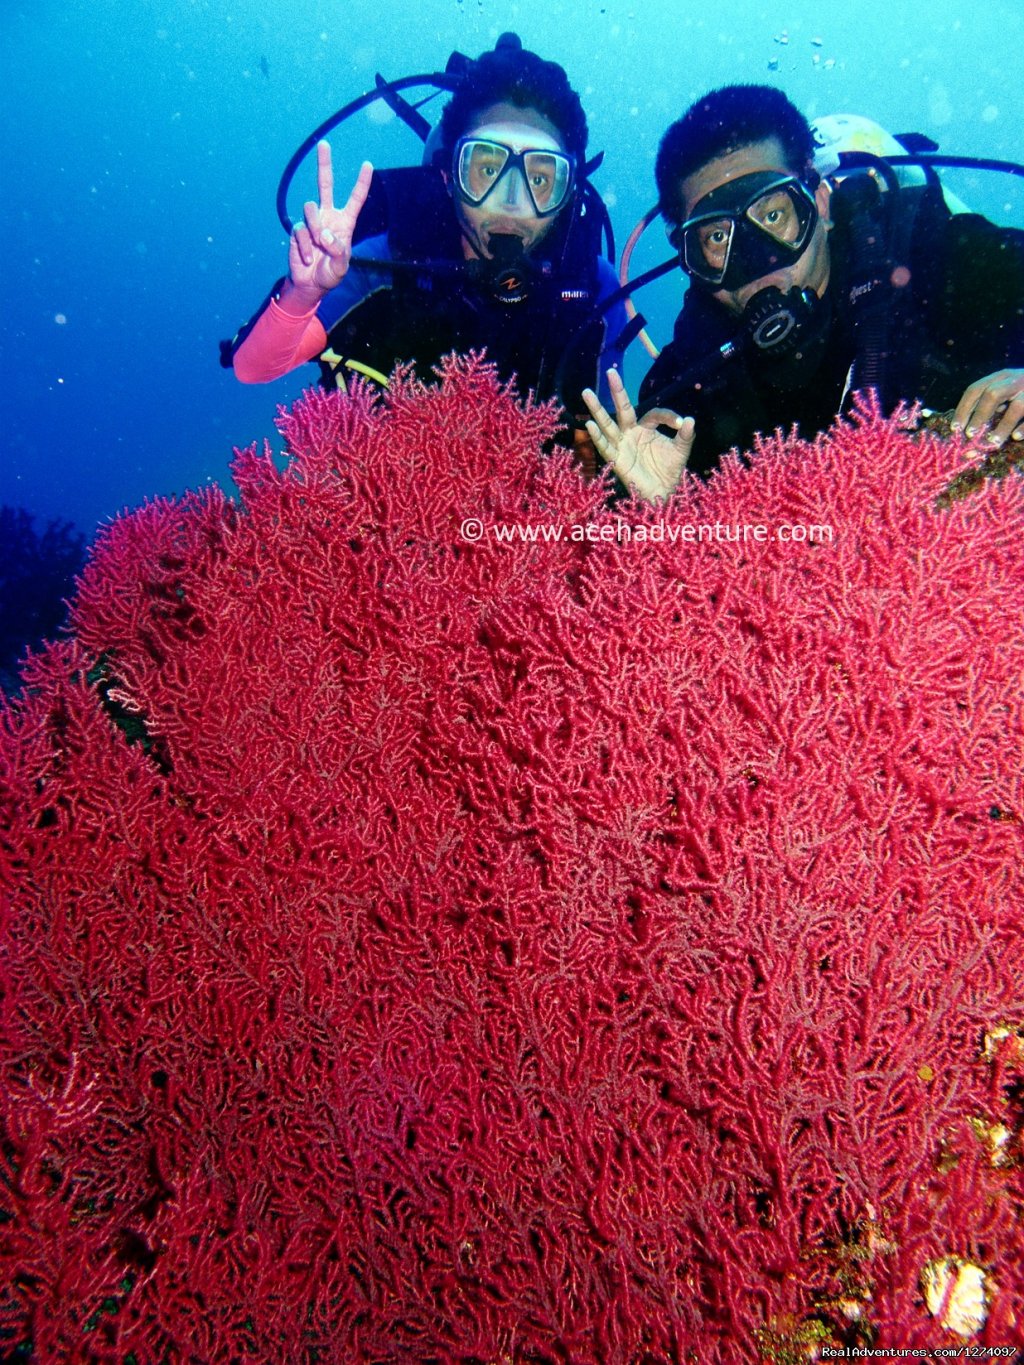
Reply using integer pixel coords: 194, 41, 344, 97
671, 171, 820, 291
453, 137, 575, 217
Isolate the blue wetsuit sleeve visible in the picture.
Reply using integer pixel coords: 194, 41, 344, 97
315, 234, 394, 336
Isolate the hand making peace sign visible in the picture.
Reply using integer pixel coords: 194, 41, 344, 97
287, 140, 374, 299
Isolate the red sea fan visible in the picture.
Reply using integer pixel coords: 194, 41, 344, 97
1, 358, 1022, 1363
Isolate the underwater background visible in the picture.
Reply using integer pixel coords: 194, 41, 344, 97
4, 0, 1024, 538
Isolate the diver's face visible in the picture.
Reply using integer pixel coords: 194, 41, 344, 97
451, 103, 570, 260
678, 137, 833, 315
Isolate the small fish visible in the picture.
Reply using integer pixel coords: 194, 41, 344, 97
774, 30, 789, 45
812, 52, 820, 65
811, 36, 823, 47
823, 57, 836, 70
767, 56, 780, 70
259, 55, 270, 79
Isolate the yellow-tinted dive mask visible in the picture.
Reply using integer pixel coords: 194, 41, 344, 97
453, 137, 575, 217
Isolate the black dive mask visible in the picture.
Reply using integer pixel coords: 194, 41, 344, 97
671, 171, 820, 292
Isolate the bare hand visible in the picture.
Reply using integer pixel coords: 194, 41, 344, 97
582, 370, 695, 501
953, 368, 1024, 446
287, 141, 373, 299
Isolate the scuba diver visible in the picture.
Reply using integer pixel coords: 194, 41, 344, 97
581, 84, 1024, 498
226, 35, 627, 456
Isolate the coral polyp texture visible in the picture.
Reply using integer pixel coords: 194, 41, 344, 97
2, 357, 1023, 1362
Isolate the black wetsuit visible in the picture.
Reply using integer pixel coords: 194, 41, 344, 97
227, 166, 626, 422
315, 232, 625, 418
640, 183, 1024, 478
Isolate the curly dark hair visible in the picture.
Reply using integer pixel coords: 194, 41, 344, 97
655, 85, 816, 222
437, 33, 588, 162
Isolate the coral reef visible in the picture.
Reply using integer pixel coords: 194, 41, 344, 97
1, 358, 1022, 1361
912, 409, 1024, 508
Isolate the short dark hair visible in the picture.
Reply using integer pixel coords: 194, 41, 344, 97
438, 34, 588, 163
655, 85, 816, 222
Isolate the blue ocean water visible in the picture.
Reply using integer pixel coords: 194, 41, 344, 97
3, 0, 1022, 538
